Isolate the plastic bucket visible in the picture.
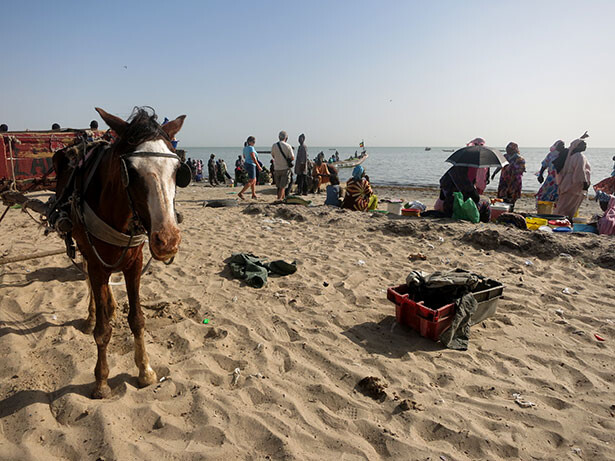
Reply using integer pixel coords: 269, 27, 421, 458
537, 201, 555, 215
387, 201, 404, 215
525, 217, 548, 230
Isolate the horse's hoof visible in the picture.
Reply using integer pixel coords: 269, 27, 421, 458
82, 319, 95, 334
91, 383, 112, 399
138, 367, 157, 388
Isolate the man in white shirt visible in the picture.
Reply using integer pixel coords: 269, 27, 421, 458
271, 130, 295, 200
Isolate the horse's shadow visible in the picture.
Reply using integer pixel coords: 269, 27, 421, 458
0, 264, 85, 289
0, 373, 136, 418
341, 316, 444, 357
0, 318, 83, 339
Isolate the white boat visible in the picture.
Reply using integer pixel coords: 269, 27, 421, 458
330, 152, 368, 169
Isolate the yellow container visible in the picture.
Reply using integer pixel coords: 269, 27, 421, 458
525, 217, 548, 230
536, 201, 554, 215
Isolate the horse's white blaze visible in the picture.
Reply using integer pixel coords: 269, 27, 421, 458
129, 139, 178, 232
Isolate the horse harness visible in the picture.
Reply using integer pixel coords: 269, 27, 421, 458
48, 140, 191, 271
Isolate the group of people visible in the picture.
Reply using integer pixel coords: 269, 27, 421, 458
231, 131, 376, 211
184, 156, 233, 186
438, 135, 592, 220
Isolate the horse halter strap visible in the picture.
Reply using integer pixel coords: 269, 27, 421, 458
119, 151, 180, 187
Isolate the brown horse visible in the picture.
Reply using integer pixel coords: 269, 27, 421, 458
54, 107, 187, 398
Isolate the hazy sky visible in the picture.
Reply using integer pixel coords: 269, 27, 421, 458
2, 0, 614, 147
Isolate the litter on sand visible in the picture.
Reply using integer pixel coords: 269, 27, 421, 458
231, 367, 241, 386
408, 252, 427, 261
594, 334, 606, 341
512, 393, 536, 408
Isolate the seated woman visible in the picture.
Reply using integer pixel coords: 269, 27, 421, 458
439, 165, 480, 217
325, 174, 343, 207
593, 155, 615, 211
342, 166, 375, 211
312, 158, 330, 193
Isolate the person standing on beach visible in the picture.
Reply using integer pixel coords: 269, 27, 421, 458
235, 154, 245, 184
554, 136, 591, 219
271, 130, 295, 200
238, 136, 262, 199
492, 142, 526, 210
208, 154, 219, 186
295, 133, 309, 195
535, 140, 565, 204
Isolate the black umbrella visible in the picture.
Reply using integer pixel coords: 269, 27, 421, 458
445, 146, 508, 168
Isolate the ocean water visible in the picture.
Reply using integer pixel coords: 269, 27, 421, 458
183, 146, 615, 193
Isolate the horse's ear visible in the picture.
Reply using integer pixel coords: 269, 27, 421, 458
162, 115, 186, 139
95, 107, 128, 135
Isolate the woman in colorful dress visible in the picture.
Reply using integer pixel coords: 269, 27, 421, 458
535, 140, 564, 205
554, 137, 591, 219
342, 165, 374, 211
492, 142, 526, 210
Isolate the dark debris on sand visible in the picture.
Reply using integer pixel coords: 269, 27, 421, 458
242, 204, 307, 222
356, 376, 388, 402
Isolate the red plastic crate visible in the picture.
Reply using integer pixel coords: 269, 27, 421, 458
387, 284, 455, 340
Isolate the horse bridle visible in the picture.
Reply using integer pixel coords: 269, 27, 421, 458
119, 151, 182, 187
79, 147, 191, 270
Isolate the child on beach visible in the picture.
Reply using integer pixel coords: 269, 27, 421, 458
325, 174, 343, 207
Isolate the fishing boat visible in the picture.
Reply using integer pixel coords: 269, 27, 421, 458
329, 139, 368, 169
425, 147, 431, 151
442, 149, 454, 152
330, 152, 368, 169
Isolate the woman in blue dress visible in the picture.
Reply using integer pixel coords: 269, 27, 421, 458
535, 140, 564, 203
238, 136, 262, 200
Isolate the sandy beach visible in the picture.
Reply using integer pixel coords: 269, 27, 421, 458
1, 183, 614, 461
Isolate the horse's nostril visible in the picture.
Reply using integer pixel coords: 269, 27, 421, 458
152, 232, 166, 247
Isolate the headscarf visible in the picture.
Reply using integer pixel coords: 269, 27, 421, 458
553, 138, 587, 174
352, 165, 365, 181
298, 133, 305, 145
467, 138, 485, 147
505, 142, 519, 156
568, 139, 586, 155
550, 140, 564, 153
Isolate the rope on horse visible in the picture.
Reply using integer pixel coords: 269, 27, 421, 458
0, 248, 66, 266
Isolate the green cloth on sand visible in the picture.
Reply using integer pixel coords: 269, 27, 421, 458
229, 253, 297, 288
284, 195, 312, 205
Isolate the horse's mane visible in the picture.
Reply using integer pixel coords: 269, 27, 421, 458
123, 106, 168, 146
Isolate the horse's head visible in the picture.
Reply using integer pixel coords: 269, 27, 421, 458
95, 107, 188, 261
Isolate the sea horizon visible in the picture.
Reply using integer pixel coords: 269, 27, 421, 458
182, 146, 614, 193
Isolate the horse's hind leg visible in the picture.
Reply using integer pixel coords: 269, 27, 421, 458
124, 255, 157, 387
89, 272, 114, 399
84, 260, 118, 334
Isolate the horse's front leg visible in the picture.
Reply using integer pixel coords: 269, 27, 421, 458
89, 270, 114, 399
124, 252, 157, 387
